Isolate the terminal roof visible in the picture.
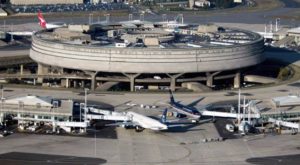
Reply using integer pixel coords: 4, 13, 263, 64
5, 95, 53, 107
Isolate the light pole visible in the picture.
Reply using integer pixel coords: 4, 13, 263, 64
84, 88, 89, 132
94, 129, 97, 157
0, 85, 3, 100
89, 13, 93, 25
238, 89, 241, 125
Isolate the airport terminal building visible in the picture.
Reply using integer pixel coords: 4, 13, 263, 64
29, 20, 264, 91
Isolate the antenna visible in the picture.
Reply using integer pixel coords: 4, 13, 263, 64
243, 96, 246, 122
264, 24, 267, 33
178, 14, 184, 24
248, 101, 251, 123
275, 18, 280, 32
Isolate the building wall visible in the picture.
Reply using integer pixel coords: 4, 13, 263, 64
30, 31, 265, 74
10, 0, 84, 5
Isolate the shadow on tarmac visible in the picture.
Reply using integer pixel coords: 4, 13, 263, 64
246, 154, 300, 165
0, 152, 107, 165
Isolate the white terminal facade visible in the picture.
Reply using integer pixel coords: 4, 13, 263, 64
30, 21, 265, 91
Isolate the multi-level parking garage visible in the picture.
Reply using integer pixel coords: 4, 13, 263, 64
29, 21, 265, 91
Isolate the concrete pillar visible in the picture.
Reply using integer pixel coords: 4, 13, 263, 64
17, 113, 21, 125
65, 78, 70, 88
20, 64, 23, 75
73, 80, 77, 88
123, 73, 141, 92
0, 112, 3, 124
234, 71, 241, 89
170, 77, 176, 92
83, 71, 99, 91
91, 74, 96, 91
189, 0, 195, 9
81, 80, 85, 88
37, 63, 49, 83
34, 115, 38, 126
206, 73, 213, 87
52, 116, 56, 132
167, 73, 184, 92
206, 71, 221, 88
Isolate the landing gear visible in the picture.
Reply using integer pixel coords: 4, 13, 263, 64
135, 126, 144, 132
124, 125, 130, 129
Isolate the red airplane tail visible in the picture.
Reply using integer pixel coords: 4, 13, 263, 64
38, 11, 47, 29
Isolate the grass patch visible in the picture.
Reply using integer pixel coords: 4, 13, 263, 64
157, 0, 283, 15
0, 10, 129, 20
269, 10, 300, 21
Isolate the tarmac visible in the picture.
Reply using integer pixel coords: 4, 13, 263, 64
0, 121, 299, 164
0, 1, 299, 164
0, 86, 300, 164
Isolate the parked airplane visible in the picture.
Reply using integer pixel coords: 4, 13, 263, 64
123, 111, 168, 132
38, 11, 66, 29
7, 11, 66, 37
167, 90, 205, 121
86, 107, 168, 132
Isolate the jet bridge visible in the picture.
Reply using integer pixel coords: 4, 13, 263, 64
268, 118, 300, 130
86, 114, 129, 121
201, 110, 261, 119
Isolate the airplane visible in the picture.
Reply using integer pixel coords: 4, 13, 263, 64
7, 11, 66, 37
87, 107, 199, 132
38, 11, 66, 29
123, 111, 168, 132
155, 15, 188, 32
166, 90, 205, 121
86, 107, 168, 132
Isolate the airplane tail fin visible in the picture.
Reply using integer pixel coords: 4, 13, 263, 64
38, 10, 47, 29
169, 89, 175, 104
161, 108, 168, 123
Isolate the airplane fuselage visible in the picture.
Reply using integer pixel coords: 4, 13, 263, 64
171, 102, 201, 120
127, 111, 168, 131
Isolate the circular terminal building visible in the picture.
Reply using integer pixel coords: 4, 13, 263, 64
30, 21, 264, 91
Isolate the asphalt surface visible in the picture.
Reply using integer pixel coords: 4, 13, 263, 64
246, 154, 300, 165
0, 152, 107, 165
0, 0, 299, 26
0, 1, 299, 164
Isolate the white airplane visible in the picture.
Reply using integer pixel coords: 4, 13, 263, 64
86, 107, 168, 132
7, 31, 34, 36
38, 11, 66, 29
124, 111, 168, 131
6, 11, 66, 37
155, 15, 188, 32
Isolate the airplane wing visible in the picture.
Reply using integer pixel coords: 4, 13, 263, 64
166, 118, 212, 128
105, 121, 138, 127
187, 97, 205, 107
195, 104, 211, 111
